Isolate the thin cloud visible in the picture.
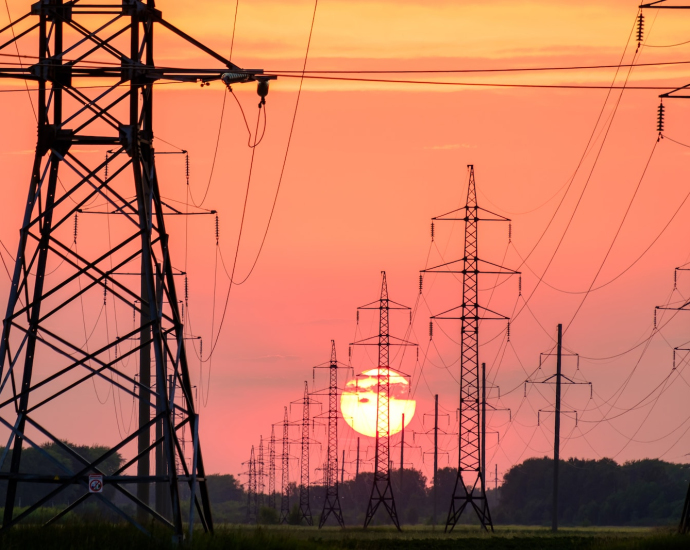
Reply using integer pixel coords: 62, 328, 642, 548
424, 143, 475, 150
300, 318, 351, 326
248, 354, 301, 363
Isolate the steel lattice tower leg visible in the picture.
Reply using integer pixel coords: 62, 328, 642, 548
269, 425, 277, 510
319, 341, 344, 528
298, 381, 313, 525
363, 272, 400, 530
0, 1, 271, 538
681, 484, 690, 534
279, 406, 290, 524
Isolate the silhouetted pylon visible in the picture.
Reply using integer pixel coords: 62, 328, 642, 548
318, 341, 345, 528
291, 381, 320, 526
245, 446, 257, 524
423, 165, 518, 532
352, 272, 416, 530
279, 407, 290, 524
269, 425, 277, 510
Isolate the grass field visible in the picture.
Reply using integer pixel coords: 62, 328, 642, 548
0, 524, 687, 550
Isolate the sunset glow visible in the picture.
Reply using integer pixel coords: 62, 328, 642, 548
340, 367, 416, 438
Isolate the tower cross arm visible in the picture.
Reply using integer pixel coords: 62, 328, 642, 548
640, 1, 690, 8
422, 257, 519, 276
432, 205, 510, 223
431, 303, 511, 321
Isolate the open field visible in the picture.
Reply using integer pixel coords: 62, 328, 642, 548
0, 525, 687, 550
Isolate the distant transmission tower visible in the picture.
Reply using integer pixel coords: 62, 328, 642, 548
0, 0, 273, 539
291, 381, 320, 526
352, 271, 416, 530
423, 166, 517, 532
279, 406, 291, 524
258, 436, 265, 512
313, 341, 346, 528
269, 425, 277, 510
245, 446, 257, 524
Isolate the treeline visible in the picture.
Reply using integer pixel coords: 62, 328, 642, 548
205, 458, 690, 527
495, 457, 689, 527
2, 444, 689, 527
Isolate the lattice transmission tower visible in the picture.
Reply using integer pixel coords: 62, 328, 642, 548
279, 406, 291, 524
312, 340, 346, 528
269, 425, 277, 510
640, 0, 690, 535
352, 271, 416, 530
290, 381, 320, 526
244, 445, 257, 524
423, 166, 517, 532
656, 264, 690, 533
258, 435, 265, 512
0, 0, 272, 540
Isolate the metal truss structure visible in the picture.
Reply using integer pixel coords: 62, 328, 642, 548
641, 0, 690, 535
423, 166, 517, 532
313, 340, 345, 528
656, 265, 690, 533
269, 424, 276, 510
290, 381, 320, 526
634, 0, 690, 534
257, 435, 265, 512
352, 271, 415, 530
279, 406, 290, 524
244, 446, 257, 524
0, 0, 271, 540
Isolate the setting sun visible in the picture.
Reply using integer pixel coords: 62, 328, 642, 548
340, 367, 416, 438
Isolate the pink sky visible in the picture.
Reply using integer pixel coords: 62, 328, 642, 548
2, 1, 690, 487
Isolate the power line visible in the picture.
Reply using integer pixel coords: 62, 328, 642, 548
265, 58, 690, 74
264, 72, 675, 90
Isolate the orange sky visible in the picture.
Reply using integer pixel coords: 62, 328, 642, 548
3, 0, 690, 487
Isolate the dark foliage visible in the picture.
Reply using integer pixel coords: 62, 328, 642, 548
2, 445, 688, 528
494, 457, 689, 526
0, 441, 123, 515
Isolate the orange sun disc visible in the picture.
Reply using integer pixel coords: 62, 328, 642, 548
340, 367, 416, 438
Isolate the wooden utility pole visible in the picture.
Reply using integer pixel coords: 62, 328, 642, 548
356, 437, 360, 478
400, 413, 405, 487
433, 394, 438, 528
552, 324, 562, 532
482, 362, 487, 500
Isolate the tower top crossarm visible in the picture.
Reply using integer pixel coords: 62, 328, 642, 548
432, 166, 510, 223
639, 1, 690, 9
0, 1, 274, 90
640, 2, 690, 99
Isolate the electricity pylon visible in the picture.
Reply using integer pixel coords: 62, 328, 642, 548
258, 436, 265, 512
244, 446, 257, 524
422, 166, 518, 532
0, 0, 272, 539
312, 340, 346, 528
641, 1, 690, 535
352, 271, 416, 530
269, 425, 277, 510
290, 381, 320, 526
279, 406, 291, 524
655, 260, 690, 533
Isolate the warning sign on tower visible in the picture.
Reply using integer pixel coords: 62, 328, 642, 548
88, 474, 103, 494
